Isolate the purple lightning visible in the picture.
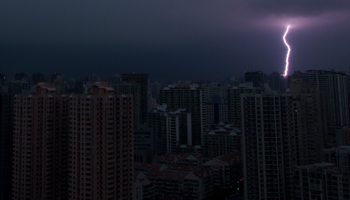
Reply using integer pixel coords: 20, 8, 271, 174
282, 25, 291, 77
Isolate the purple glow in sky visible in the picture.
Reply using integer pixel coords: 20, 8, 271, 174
282, 25, 291, 77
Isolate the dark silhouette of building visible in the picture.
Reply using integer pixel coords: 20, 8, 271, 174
31, 73, 46, 84
0, 93, 14, 200
14, 72, 28, 81
120, 74, 149, 126
244, 71, 266, 87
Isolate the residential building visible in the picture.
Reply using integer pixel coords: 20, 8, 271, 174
242, 78, 326, 199
307, 70, 349, 147
149, 105, 192, 154
134, 125, 157, 163
159, 84, 206, 146
244, 71, 266, 87
0, 93, 14, 200
12, 83, 69, 199
227, 82, 257, 127
31, 73, 46, 84
121, 74, 149, 126
203, 152, 242, 187
294, 163, 342, 199
51, 73, 65, 94
204, 123, 241, 158
68, 82, 134, 200
12, 81, 134, 200
324, 146, 350, 199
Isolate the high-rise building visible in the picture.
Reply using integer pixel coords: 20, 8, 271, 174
324, 146, 350, 199
121, 74, 149, 126
204, 96, 228, 125
204, 122, 241, 158
294, 163, 342, 199
14, 72, 28, 81
31, 73, 46, 84
115, 82, 141, 128
134, 125, 157, 163
242, 78, 326, 199
68, 82, 134, 200
242, 89, 292, 200
307, 70, 349, 126
307, 70, 349, 147
51, 73, 65, 94
149, 105, 192, 154
0, 93, 14, 200
159, 84, 206, 146
12, 82, 134, 200
244, 71, 266, 87
269, 72, 284, 92
12, 83, 69, 199
227, 82, 257, 127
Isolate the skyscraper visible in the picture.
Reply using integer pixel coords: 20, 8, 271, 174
12, 82, 134, 200
307, 70, 349, 126
244, 71, 266, 87
159, 84, 206, 146
68, 82, 134, 199
0, 93, 14, 200
121, 74, 149, 126
242, 78, 326, 199
12, 83, 69, 199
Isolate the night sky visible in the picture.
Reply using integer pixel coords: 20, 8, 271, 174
1, 0, 350, 81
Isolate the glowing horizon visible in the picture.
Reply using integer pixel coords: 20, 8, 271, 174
282, 25, 291, 77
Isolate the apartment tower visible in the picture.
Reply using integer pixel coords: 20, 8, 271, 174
68, 82, 134, 200
12, 82, 134, 200
12, 83, 69, 199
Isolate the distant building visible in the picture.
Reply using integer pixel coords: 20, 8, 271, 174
203, 152, 242, 187
307, 70, 349, 147
204, 96, 228, 125
7, 79, 33, 94
242, 78, 326, 199
14, 72, 28, 81
244, 71, 266, 87
134, 172, 154, 200
159, 84, 206, 146
121, 74, 149, 126
0, 93, 14, 200
73, 80, 84, 94
31, 72, 45, 84
51, 73, 65, 94
294, 163, 342, 199
153, 153, 204, 166
134, 125, 157, 163
204, 122, 241, 158
227, 82, 257, 127
269, 71, 284, 92
324, 146, 350, 199
149, 105, 192, 154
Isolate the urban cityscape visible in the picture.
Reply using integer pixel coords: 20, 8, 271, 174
1, 1, 350, 200
0, 70, 350, 199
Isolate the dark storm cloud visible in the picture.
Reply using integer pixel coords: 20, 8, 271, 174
0, 1, 349, 80
1, 0, 349, 44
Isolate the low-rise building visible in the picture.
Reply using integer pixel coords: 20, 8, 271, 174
203, 152, 242, 187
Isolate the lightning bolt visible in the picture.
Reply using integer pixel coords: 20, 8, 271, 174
282, 25, 291, 77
